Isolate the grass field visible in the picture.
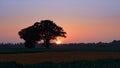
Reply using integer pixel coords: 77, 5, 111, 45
0, 48, 120, 64
0, 48, 120, 54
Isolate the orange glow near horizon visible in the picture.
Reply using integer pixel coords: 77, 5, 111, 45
0, 18, 120, 43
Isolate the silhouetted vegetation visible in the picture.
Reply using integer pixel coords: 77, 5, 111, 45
0, 40, 120, 49
0, 59, 120, 68
0, 40, 120, 54
18, 20, 66, 48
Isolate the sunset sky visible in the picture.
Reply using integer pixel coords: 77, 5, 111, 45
0, 0, 120, 43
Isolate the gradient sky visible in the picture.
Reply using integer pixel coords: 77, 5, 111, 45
0, 0, 120, 43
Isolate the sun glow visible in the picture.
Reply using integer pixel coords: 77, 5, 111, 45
56, 40, 62, 44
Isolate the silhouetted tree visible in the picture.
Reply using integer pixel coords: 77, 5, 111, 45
18, 20, 66, 48
36, 20, 66, 48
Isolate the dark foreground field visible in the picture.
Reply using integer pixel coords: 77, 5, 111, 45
0, 48, 120, 68
0, 51, 120, 64
1, 59, 120, 68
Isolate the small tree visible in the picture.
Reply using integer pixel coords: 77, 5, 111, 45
18, 20, 66, 48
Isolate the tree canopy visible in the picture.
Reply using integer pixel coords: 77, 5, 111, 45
18, 20, 66, 48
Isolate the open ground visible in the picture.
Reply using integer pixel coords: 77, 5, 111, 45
0, 51, 120, 64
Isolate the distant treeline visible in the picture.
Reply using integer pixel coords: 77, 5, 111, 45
0, 40, 120, 48
0, 59, 120, 68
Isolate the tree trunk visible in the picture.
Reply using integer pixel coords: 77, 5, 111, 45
44, 39, 50, 48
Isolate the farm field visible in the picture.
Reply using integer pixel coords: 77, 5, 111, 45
0, 48, 120, 54
0, 49, 120, 64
